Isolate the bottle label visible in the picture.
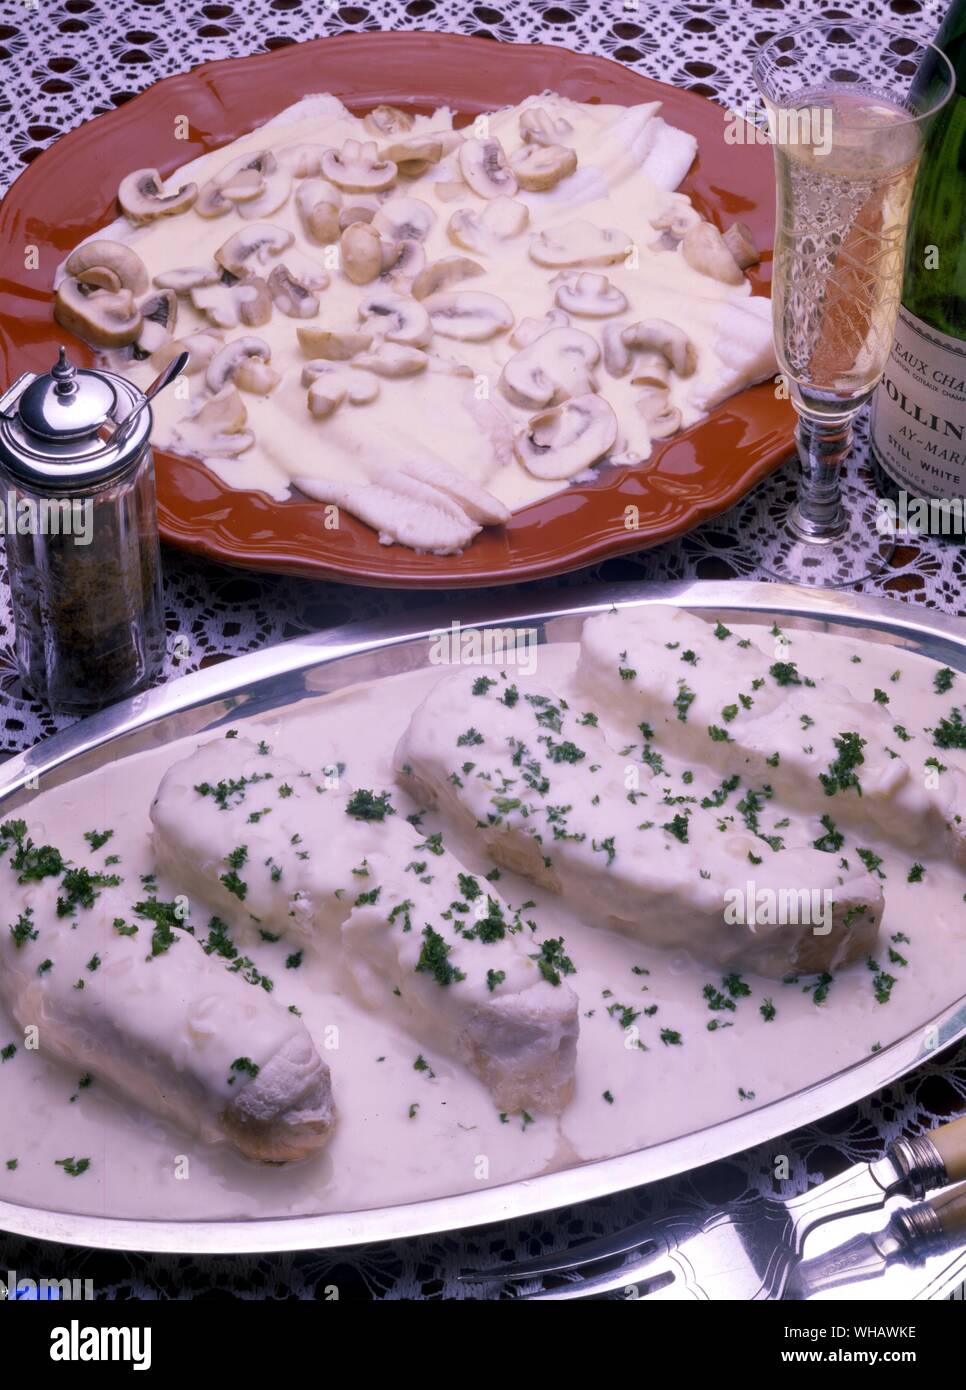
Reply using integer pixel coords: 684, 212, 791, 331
871, 305, 966, 502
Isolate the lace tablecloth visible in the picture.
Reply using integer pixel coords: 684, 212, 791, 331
1, 0, 963, 1300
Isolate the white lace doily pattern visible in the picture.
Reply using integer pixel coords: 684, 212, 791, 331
1, 0, 963, 1300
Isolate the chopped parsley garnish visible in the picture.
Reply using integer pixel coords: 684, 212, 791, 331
813, 813, 843, 854
83, 829, 114, 852
607, 1001, 640, 1030
769, 662, 802, 686
56, 867, 120, 918
819, 732, 866, 797
134, 898, 185, 957
415, 926, 465, 987
529, 937, 575, 987
857, 847, 885, 879
227, 1057, 259, 1085
933, 709, 966, 749
486, 969, 506, 993
674, 681, 696, 722
934, 667, 955, 694
55, 1156, 90, 1177
907, 863, 925, 883
9, 908, 37, 950
345, 789, 395, 821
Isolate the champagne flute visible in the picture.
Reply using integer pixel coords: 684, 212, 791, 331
748, 20, 955, 587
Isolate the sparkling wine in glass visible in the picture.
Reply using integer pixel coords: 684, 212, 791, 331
750, 21, 955, 586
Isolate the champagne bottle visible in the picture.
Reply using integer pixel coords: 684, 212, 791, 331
870, 0, 966, 536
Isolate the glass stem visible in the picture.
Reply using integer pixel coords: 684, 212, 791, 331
787, 409, 855, 543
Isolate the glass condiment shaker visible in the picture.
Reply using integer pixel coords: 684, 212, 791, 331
0, 347, 183, 714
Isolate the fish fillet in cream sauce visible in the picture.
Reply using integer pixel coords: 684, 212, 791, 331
1, 616, 964, 1221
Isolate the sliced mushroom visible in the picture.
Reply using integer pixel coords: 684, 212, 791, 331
190, 282, 270, 330
338, 199, 380, 231
196, 151, 277, 219
236, 168, 292, 221
649, 202, 702, 249
510, 310, 571, 351
411, 255, 485, 301
636, 384, 682, 439
150, 328, 225, 374
423, 290, 513, 342
529, 220, 632, 268
236, 277, 273, 328
218, 168, 264, 203
681, 221, 745, 285
65, 241, 149, 296
601, 321, 631, 377
621, 319, 697, 378
153, 266, 220, 294
215, 223, 294, 278
276, 143, 325, 177
296, 326, 373, 361
268, 264, 320, 318
296, 179, 342, 244
514, 395, 617, 480
195, 182, 235, 219
458, 138, 517, 199
364, 105, 415, 138
628, 350, 670, 390
509, 144, 577, 192
352, 343, 428, 378
357, 292, 432, 348
380, 136, 444, 178
215, 150, 277, 185
447, 197, 529, 254
205, 336, 275, 394
118, 168, 198, 223
520, 106, 575, 147
135, 289, 178, 356
723, 221, 760, 270
371, 197, 435, 243
554, 272, 628, 318
340, 222, 384, 286
71, 266, 122, 293
279, 249, 330, 291
305, 364, 380, 419
173, 387, 254, 457
379, 239, 427, 286
499, 326, 600, 409
54, 280, 142, 348
321, 139, 397, 194
426, 352, 475, 378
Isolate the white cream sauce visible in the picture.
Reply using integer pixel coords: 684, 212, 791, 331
75, 91, 776, 547
2, 624, 964, 1221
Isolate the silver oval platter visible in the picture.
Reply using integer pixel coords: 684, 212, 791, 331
1, 579, 964, 1254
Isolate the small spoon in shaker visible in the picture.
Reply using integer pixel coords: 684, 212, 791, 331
107, 351, 189, 448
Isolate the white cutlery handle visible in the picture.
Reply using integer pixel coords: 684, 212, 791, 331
929, 1182, 966, 1239
929, 1114, 966, 1184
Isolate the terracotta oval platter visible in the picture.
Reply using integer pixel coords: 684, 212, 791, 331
0, 32, 793, 587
